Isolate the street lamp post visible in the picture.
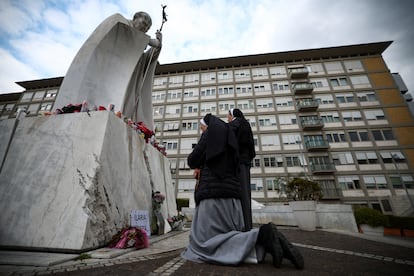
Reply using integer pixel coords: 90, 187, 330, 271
391, 153, 414, 211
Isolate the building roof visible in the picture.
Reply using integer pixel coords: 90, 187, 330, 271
13, 41, 393, 89
16, 77, 64, 90
155, 41, 393, 74
0, 92, 21, 102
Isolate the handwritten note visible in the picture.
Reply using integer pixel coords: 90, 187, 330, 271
130, 210, 151, 236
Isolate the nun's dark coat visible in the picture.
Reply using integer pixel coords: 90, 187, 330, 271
228, 113, 256, 231
182, 114, 262, 265
187, 115, 241, 205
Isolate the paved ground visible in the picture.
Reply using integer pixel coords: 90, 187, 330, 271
1, 226, 414, 276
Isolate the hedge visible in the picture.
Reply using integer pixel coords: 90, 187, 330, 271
353, 207, 389, 227
385, 215, 414, 230
176, 198, 190, 211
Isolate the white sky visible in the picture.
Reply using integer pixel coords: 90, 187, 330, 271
0, 0, 413, 95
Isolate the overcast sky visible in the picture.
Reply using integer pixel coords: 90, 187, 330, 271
0, 0, 413, 95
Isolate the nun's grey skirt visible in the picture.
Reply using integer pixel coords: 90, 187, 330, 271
181, 198, 262, 265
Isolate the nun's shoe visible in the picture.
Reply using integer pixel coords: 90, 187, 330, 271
272, 225, 305, 270
257, 223, 283, 267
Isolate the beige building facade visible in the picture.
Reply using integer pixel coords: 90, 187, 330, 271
1, 41, 413, 216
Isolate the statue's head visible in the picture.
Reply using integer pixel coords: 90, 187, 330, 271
132, 11, 152, 32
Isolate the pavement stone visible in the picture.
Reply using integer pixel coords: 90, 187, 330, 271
88, 248, 135, 259
1, 226, 414, 275
0, 251, 78, 267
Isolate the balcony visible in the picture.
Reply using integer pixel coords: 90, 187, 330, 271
310, 163, 336, 174
301, 118, 324, 130
297, 99, 319, 112
292, 82, 314, 95
289, 67, 309, 79
305, 140, 330, 151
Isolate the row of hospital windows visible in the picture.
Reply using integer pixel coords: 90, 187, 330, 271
0, 77, 375, 116
177, 174, 414, 192
0, 96, 383, 121
157, 110, 388, 132
153, 75, 370, 101
157, 110, 386, 126
153, 60, 366, 87
154, 99, 381, 118
255, 151, 404, 167
0, 102, 53, 118
15, 90, 57, 103
171, 150, 404, 169
153, 91, 377, 109
2, 61, 367, 112
160, 129, 394, 150
2, 69, 368, 109
0, 91, 58, 116
160, 129, 394, 153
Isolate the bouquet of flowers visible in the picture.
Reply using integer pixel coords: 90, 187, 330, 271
167, 214, 187, 230
108, 227, 149, 249
152, 191, 165, 211
151, 191, 166, 235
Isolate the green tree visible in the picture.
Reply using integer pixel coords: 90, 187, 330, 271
286, 177, 323, 201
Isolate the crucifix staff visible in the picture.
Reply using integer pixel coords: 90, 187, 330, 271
159, 4, 168, 32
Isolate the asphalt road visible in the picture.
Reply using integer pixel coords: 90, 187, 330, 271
49, 228, 414, 276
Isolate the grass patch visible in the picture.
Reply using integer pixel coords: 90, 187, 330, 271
76, 253, 92, 260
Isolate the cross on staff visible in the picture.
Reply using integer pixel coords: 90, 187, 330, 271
159, 4, 167, 32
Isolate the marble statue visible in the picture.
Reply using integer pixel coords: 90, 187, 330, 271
53, 11, 162, 130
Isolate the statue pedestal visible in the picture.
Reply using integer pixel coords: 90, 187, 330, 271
0, 111, 175, 252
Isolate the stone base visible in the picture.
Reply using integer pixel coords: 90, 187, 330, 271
0, 111, 176, 252
360, 225, 384, 236
290, 201, 317, 231
182, 203, 358, 233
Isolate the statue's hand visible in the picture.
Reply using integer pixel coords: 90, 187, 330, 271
148, 31, 162, 49
156, 30, 162, 45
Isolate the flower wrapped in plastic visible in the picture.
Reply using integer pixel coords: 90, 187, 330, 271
152, 191, 165, 211
151, 191, 166, 235
167, 213, 187, 230
108, 227, 149, 249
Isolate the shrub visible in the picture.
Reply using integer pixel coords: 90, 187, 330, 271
286, 177, 323, 201
354, 207, 389, 227
385, 215, 414, 230
176, 198, 190, 211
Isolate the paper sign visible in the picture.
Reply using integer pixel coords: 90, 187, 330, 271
130, 210, 151, 236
